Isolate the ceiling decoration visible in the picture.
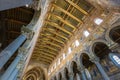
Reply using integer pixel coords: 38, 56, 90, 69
32, 0, 93, 66
22, 67, 45, 80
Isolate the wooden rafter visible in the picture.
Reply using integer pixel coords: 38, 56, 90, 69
52, 3, 83, 23
49, 13, 76, 31
65, 0, 89, 15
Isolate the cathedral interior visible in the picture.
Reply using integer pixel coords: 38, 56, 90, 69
0, 0, 120, 80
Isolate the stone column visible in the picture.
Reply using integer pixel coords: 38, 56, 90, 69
77, 63, 87, 80
16, 40, 32, 79
80, 67, 87, 80
76, 73, 81, 80
13, 74, 17, 80
0, 53, 22, 80
90, 57, 110, 80
61, 71, 67, 80
15, 27, 34, 79
69, 72, 74, 80
8, 68, 19, 80
0, 34, 26, 70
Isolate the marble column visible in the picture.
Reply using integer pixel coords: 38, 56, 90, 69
8, 68, 19, 80
0, 54, 22, 80
78, 65, 87, 80
16, 40, 32, 79
81, 69, 87, 80
0, 34, 26, 70
90, 57, 110, 80
61, 71, 67, 80
69, 73, 74, 80
76, 73, 81, 80
13, 72, 18, 80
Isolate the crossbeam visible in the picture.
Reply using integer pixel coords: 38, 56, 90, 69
36, 45, 58, 52
52, 3, 83, 23
41, 34, 65, 45
38, 40, 62, 49
65, 0, 89, 15
45, 21, 72, 35
49, 13, 76, 31
43, 28, 68, 41
33, 51, 55, 58
37, 58, 51, 64
36, 48, 57, 56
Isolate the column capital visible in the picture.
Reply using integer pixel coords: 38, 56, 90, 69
90, 56, 100, 63
21, 26, 34, 40
62, 78, 67, 80
61, 71, 67, 80
18, 47, 27, 53
18, 47, 28, 55
16, 61, 23, 70
69, 72, 74, 77
79, 66, 86, 72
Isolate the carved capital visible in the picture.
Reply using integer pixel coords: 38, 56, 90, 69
90, 57, 100, 63
79, 66, 86, 73
62, 78, 67, 80
21, 26, 34, 40
69, 72, 74, 77
18, 47, 27, 54
29, 0, 41, 11
16, 61, 23, 69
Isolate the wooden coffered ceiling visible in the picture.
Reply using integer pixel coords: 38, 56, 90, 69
32, 0, 93, 66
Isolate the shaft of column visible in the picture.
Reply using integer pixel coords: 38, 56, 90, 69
0, 34, 26, 70
62, 77, 67, 80
13, 72, 18, 80
0, 54, 22, 80
76, 73, 81, 80
69, 73, 74, 80
8, 68, 19, 80
91, 57, 110, 80
79, 66, 87, 80
95, 61, 110, 80
16, 40, 32, 79
61, 71, 67, 80
81, 70, 87, 80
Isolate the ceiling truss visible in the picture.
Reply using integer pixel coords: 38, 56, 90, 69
32, 0, 93, 66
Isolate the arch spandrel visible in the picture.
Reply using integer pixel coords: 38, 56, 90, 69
78, 51, 90, 67
89, 39, 109, 56
105, 18, 120, 45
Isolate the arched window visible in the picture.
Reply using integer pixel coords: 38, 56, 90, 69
113, 55, 120, 64
109, 53, 120, 68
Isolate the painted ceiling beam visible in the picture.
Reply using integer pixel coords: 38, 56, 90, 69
38, 40, 62, 49
52, 3, 83, 24
43, 28, 69, 41
32, 55, 53, 61
36, 49, 57, 56
45, 20, 72, 35
66, 0, 89, 15
49, 13, 76, 31
36, 45, 58, 52
40, 34, 65, 45
34, 58, 51, 64
38, 36, 64, 47
33, 51, 55, 58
